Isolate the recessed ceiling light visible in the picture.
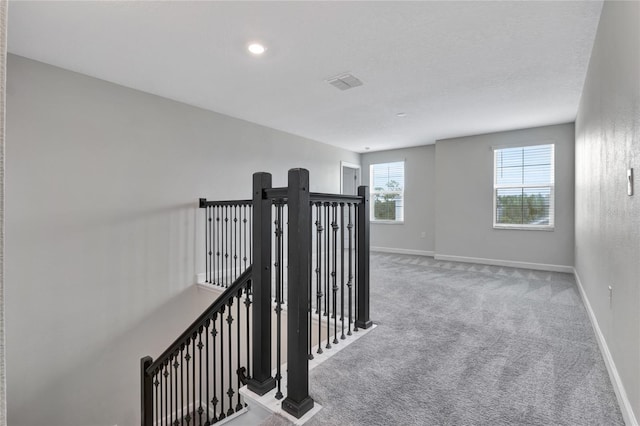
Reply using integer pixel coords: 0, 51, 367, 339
247, 43, 266, 55
396, 112, 407, 117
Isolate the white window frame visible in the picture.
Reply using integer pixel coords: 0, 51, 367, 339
370, 161, 405, 224
492, 143, 555, 231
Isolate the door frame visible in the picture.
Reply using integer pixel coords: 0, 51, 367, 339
340, 161, 361, 194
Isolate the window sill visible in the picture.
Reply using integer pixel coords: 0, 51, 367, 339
493, 225, 554, 231
372, 220, 404, 225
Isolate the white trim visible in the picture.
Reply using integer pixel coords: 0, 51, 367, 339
372, 246, 434, 257
196, 281, 225, 295
490, 138, 557, 151
239, 325, 376, 425
156, 399, 248, 426
573, 268, 639, 426
433, 254, 573, 273
492, 143, 555, 229
493, 224, 555, 231
340, 161, 360, 195
195, 266, 244, 285
340, 160, 360, 170
370, 160, 405, 222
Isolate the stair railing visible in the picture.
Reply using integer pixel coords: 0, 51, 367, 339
245, 168, 372, 418
141, 267, 253, 426
141, 168, 371, 425
198, 198, 253, 288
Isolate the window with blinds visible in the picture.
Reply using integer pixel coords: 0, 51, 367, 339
370, 161, 405, 222
493, 144, 554, 229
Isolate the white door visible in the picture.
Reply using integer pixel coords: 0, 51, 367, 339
341, 164, 360, 195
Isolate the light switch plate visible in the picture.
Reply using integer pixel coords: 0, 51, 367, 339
628, 168, 634, 196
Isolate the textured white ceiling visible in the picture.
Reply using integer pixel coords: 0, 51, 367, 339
7, 1, 602, 152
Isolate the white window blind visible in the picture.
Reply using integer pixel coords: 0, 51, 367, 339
370, 161, 405, 222
493, 144, 554, 229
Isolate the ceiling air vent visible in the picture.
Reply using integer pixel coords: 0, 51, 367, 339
327, 73, 363, 91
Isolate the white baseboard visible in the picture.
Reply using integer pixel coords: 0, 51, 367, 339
195, 267, 244, 285
433, 254, 573, 273
573, 268, 638, 426
371, 246, 434, 257
196, 281, 225, 295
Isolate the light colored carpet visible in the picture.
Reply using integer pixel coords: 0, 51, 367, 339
300, 253, 624, 426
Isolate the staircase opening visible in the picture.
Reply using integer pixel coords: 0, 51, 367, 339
141, 168, 372, 425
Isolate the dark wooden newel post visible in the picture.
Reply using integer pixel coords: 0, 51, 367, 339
140, 356, 153, 426
247, 172, 276, 395
356, 185, 373, 329
282, 168, 315, 418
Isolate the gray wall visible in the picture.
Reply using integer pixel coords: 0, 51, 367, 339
0, 3, 6, 424
5, 55, 359, 426
435, 123, 575, 269
575, 1, 640, 422
361, 145, 435, 254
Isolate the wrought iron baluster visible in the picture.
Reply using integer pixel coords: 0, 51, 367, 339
180, 346, 184, 425
220, 206, 224, 288
157, 368, 162, 426
228, 205, 232, 286
332, 203, 339, 345
243, 205, 248, 272
173, 354, 179, 426
340, 203, 346, 340
164, 362, 169, 426
169, 359, 172, 426
325, 203, 331, 349
236, 206, 240, 280
229, 205, 233, 286
354, 203, 359, 332
225, 206, 230, 288
211, 313, 218, 423
216, 207, 221, 287
221, 206, 224, 288
229, 206, 238, 283
232, 206, 235, 283
198, 327, 202, 425
226, 299, 234, 417
204, 321, 210, 425
284, 204, 289, 309
236, 290, 243, 412
230, 205, 234, 286
192, 337, 196, 424
347, 203, 353, 336
219, 306, 225, 420
170, 359, 175, 426
308, 204, 314, 360
185, 341, 190, 425
315, 203, 323, 354
206, 206, 210, 283
324, 202, 329, 319
274, 204, 283, 399
215, 207, 216, 284
244, 281, 251, 379
154, 371, 159, 426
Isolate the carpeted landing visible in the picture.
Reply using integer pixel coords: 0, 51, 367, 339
274, 253, 624, 426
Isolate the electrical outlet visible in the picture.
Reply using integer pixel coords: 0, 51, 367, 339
420, 231, 426, 238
